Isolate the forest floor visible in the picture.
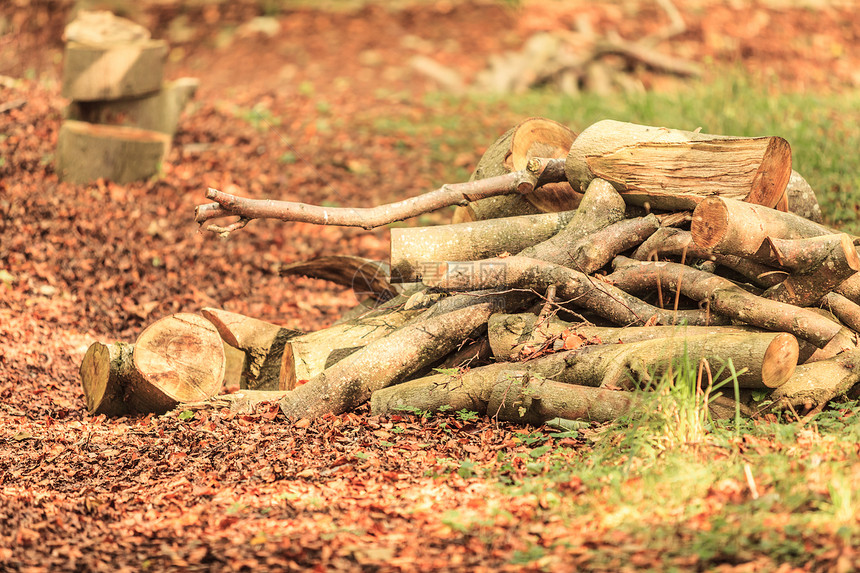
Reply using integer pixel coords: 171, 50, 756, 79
2, 1, 860, 570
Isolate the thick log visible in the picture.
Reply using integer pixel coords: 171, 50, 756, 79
371, 330, 795, 416
488, 313, 766, 361
279, 255, 398, 301
426, 256, 725, 327
607, 257, 844, 348
66, 78, 198, 135
201, 309, 302, 391
390, 210, 577, 283
62, 39, 168, 101
56, 120, 170, 184
465, 118, 579, 221
486, 371, 634, 425
278, 299, 502, 419
762, 234, 860, 306
769, 348, 860, 411
632, 227, 786, 288
80, 313, 226, 415
565, 120, 791, 210
549, 332, 798, 390
691, 197, 835, 258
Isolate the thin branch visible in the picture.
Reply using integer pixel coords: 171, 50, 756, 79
195, 157, 567, 235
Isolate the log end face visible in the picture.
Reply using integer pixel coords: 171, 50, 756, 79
761, 333, 799, 389
134, 313, 226, 405
747, 136, 792, 208
691, 197, 729, 250
80, 341, 127, 416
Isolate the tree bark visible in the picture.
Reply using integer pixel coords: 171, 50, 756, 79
278, 255, 398, 301
390, 210, 577, 283
488, 312, 769, 361
691, 196, 836, 258
195, 157, 566, 234
607, 257, 844, 347
762, 234, 860, 306
486, 371, 634, 425
780, 170, 824, 223
565, 120, 791, 210
426, 255, 725, 327
768, 348, 860, 411
201, 309, 302, 391
632, 227, 786, 288
278, 299, 502, 419
80, 313, 226, 415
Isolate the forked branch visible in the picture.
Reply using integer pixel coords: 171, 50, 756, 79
195, 157, 566, 235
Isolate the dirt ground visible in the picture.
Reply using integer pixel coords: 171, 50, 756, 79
1, 1, 859, 570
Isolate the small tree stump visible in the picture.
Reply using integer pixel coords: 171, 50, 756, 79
57, 120, 170, 184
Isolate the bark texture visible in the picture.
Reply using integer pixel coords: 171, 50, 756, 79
565, 120, 791, 209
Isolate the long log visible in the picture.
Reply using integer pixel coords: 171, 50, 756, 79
278, 255, 398, 301
607, 257, 844, 347
80, 313, 226, 415
461, 118, 579, 221
486, 371, 634, 425
390, 210, 577, 283
691, 196, 836, 258
426, 255, 725, 327
488, 313, 768, 361
565, 120, 791, 210
278, 298, 503, 419
632, 227, 786, 288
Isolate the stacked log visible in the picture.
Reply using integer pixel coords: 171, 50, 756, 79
57, 10, 197, 184
82, 118, 858, 425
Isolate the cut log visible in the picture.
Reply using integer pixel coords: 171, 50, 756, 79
390, 210, 576, 283
565, 120, 792, 210
632, 227, 787, 288
80, 313, 226, 415
768, 348, 860, 411
279, 255, 398, 301
80, 341, 133, 417
691, 196, 835, 258
426, 255, 726, 327
278, 298, 503, 419
820, 292, 860, 334
488, 313, 768, 361
201, 308, 302, 391
66, 77, 198, 135
546, 332, 798, 391
62, 39, 168, 101
487, 371, 634, 425
57, 120, 170, 184
464, 118, 579, 221
608, 257, 843, 348
762, 234, 860, 306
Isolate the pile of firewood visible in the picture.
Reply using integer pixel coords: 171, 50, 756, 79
81, 118, 860, 426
